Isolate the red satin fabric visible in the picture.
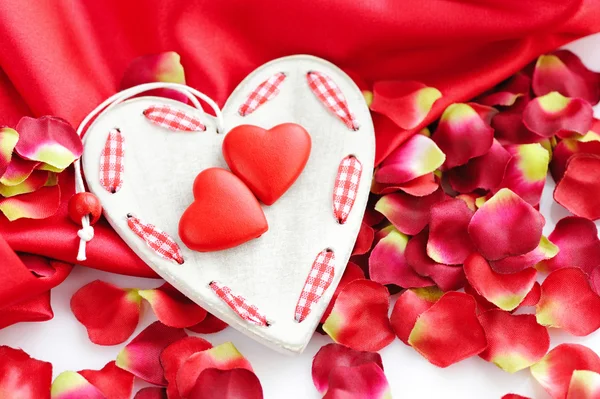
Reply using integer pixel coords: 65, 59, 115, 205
0, 1, 599, 319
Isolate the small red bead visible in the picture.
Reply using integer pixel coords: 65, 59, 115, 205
68, 192, 102, 225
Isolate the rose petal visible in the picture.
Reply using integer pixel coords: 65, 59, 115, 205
70, 280, 142, 345
138, 283, 207, 328
323, 363, 392, 399
478, 310, 549, 373
375, 134, 445, 184
0, 127, 18, 177
468, 188, 545, 260
494, 143, 549, 206
369, 226, 434, 288
321, 262, 365, 323
190, 368, 264, 399
550, 138, 600, 182
464, 253, 537, 311
0, 346, 52, 398
51, 371, 105, 399
176, 342, 252, 399
79, 361, 134, 399
116, 321, 187, 386
536, 267, 600, 336
0, 154, 39, 186
323, 280, 394, 352
0, 291, 53, 329
502, 395, 531, 399
133, 387, 168, 399
390, 286, 444, 345
408, 292, 487, 368
492, 98, 545, 145
371, 173, 439, 197
160, 336, 212, 399
426, 198, 475, 265
531, 343, 600, 399
591, 267, 600, 296
448, 139, 511, 193
523, 91, 593, 138
0, 170, 49, 197
352, 222, 375, 256
0, 184, 61, 221
537, 217, 600, 275
554, 153, 600, 220
187, 313, 229, 334
15, 116, 82, 170
433, 103, 494, 169
567, 370, 600, 399
363, 199, 385, 226
518, 282, 542, 308
491, 236, 559, 274
371, 80, 441, 130
374, 187, 446, 235
533, 50, 600, 105
464, 281, 498, 314
120, 52, 188, 103
478, 73, 531, 107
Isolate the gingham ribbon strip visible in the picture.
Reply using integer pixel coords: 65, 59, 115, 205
294, 249, 336, 323
210, 282, 268, 326
307, 71, 359, 130
127, 215, 184, 264
143, 105, 206, 132
238, 72, 286, 116
332, 156, 363, 224
99, 128, 125, 193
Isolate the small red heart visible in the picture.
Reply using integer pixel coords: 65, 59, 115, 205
179, 168, 268, 252
222, 123, 311, 205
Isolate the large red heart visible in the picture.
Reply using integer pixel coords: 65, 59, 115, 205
222, 123, 312, 205
179, 168, 268, 252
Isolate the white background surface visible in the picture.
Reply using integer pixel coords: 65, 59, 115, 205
1, 34, 599, 399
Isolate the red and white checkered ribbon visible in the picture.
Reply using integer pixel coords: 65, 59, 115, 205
210, 282, 268, 326
333, 156, 363, 224
294, 249, 336, 323
307, 71, 359, 130
127, 215, 184, 264
99, 128, 125, 193
143, 105, 206, 132
238, 72, 286, 116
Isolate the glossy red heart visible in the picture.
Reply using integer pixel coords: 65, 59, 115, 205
222, 123, 311, 205
179, 168, 268, 252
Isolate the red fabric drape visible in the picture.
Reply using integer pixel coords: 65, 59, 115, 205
0, 0, 599, 314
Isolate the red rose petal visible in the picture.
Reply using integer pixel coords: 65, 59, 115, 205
464, 253, 537, 311
523, 91, 593, 138
187, 313, 229, 334
591, 267, 600, 296
160, 336, 213, 399
567, 370, 600, 399
116, 321, 187, 386
531, 343, 600, 399
464, 281, 498, 314
0, 346, 52, 399
492, 98, 545, 145
176, 342, 252, 399
502, 395, 531, 399
363, 199, 385, 226
189, 368, 263, 399
390, 286, 444, 345
536, 267, 600, 336
478, 73, 531, 107
0, 291, 53, 329
352, 222, 375, 256
138, 282, 207, 328
79, 361, 134, 399
433, 103, 494, 169
550, 138, 600, 182
374, 187, 446, 235
371, 173, 439, 197
491, 236, 559, 274
426, 198, 475, 265
312, 343, 383, 394
323, 280, 395, 352
468, 188, 545, 261
537, 217, 600, 275
70, 280, 142, 345
321, 262, 365, 323
369, 226, 434, 288
408, 292, 488, 368
133, 387, 168, 399
518, 282, 542, 308
554, 153, 600, 220
323, 362, 391, 399
478, 310, 549, 373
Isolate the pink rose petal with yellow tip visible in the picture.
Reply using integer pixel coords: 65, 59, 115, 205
531, 343, 600, 399
550, 138, 600, 182
433, 103, 494, 169
491, 236, 558, 274
464, 253, 537, 311
567, 370, 600, 399
533, 50, 600, 105
375, 134, 445, 185
371, 80, 441, 130
323, 363, 392, 399
477, 73, 531, 107
15, 116, 82, 170
426, 198, 475, 265
51, 371, 105, 399
478, 310, 549, 373
468, 188, 544, 261
0, 184, 61, 221
390, 286, 444, 345
0, 127, 18, 177
0, 154, 39, 186
0, 170, 48, 197
523, 91, 593, 138
138, 282, 207, 328
536, 267, 600, 336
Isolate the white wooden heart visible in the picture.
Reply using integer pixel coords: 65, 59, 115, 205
81, 55, 375, 354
